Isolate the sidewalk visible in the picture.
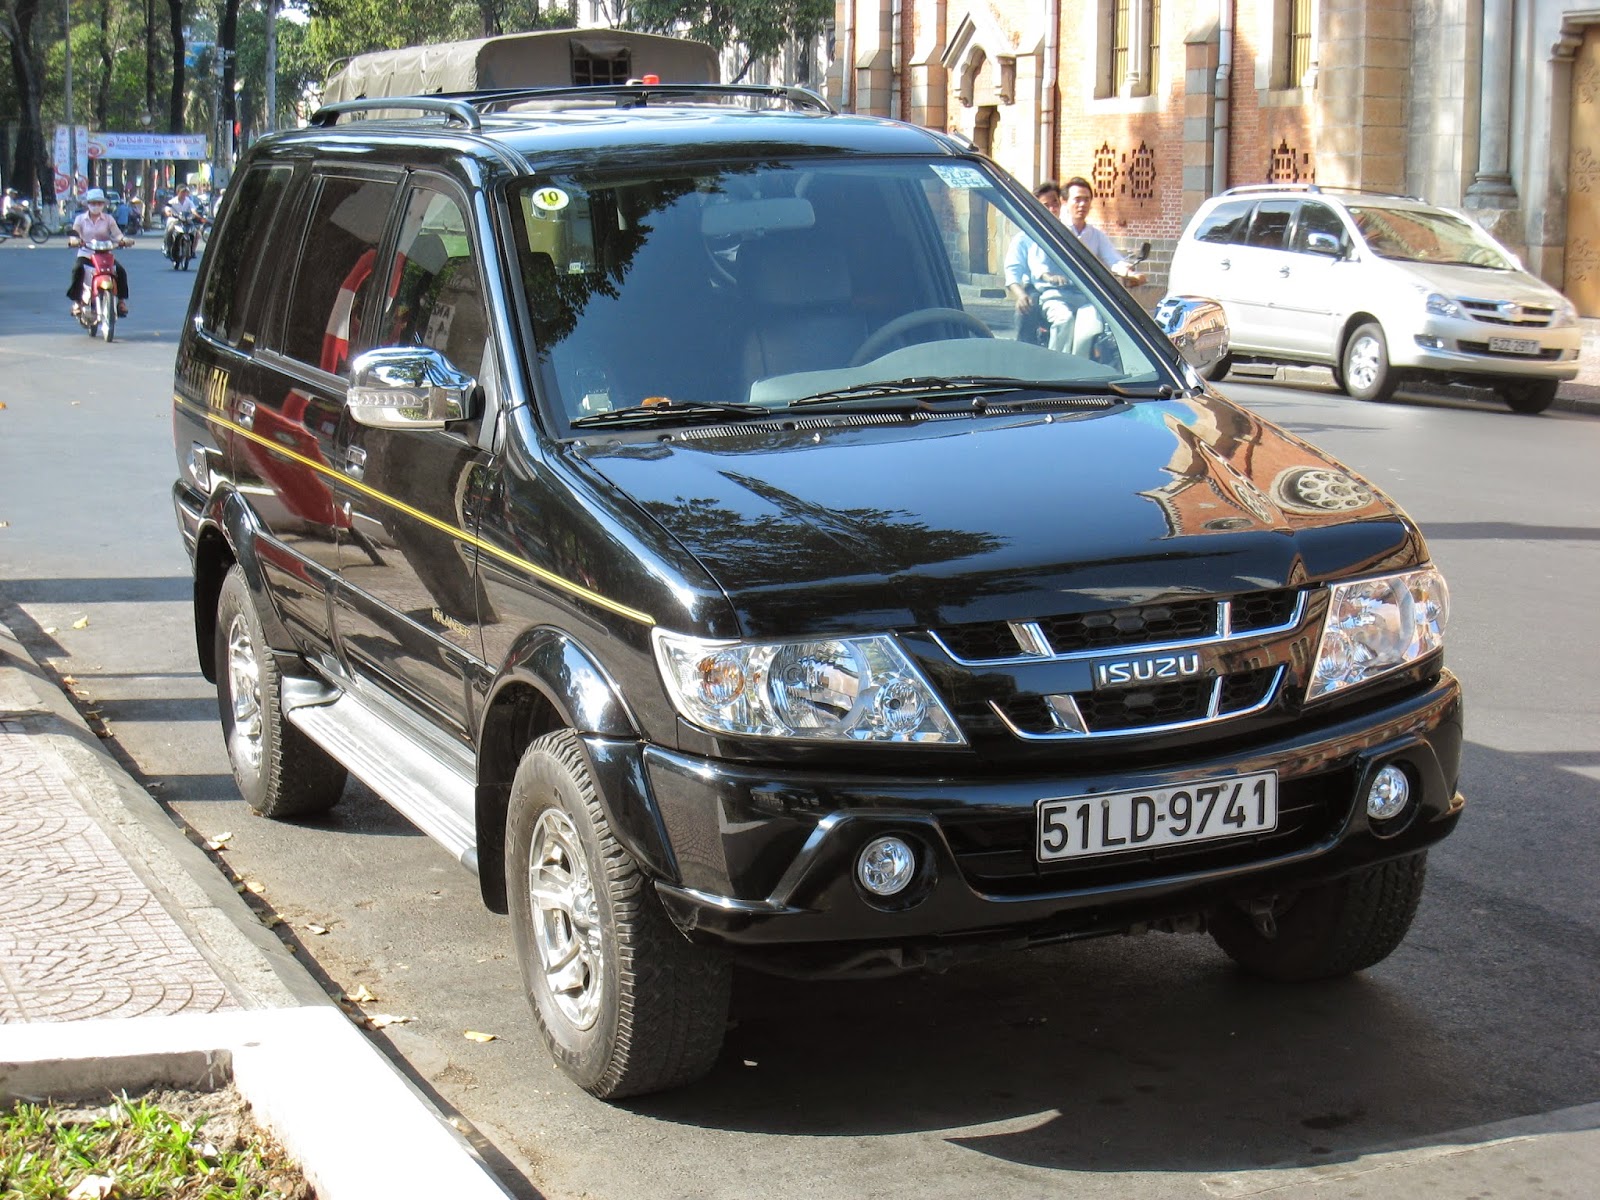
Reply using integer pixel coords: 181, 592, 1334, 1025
0, 619, 514, 1199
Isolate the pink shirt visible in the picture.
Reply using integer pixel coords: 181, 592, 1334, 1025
72, 209, 123, 258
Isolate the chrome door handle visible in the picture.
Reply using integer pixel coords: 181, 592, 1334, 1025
1219, 258, 1231, 270
236, 398, 256, 430
1278, 265, 1291, 277
344, 446, 367, 479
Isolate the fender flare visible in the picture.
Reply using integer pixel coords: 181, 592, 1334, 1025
192, 487, 298, 680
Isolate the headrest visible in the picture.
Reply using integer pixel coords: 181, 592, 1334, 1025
406, 231, 450, 274
738, 234, 850, 306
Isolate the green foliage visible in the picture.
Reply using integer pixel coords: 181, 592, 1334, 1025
303, 0, 575, 74
625, 0, 831, 81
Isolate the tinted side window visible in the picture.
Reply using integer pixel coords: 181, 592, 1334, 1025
1294, 202, 1347, 253
1194, 200, 1254, 245
1246, 201, 1296, 250
197, 164, 291, 346
378, 187, 490, 373
279, 174, 398, 375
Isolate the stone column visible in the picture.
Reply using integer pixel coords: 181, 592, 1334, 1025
1314, 0, 1411, 193
1466, 0, 1518, 206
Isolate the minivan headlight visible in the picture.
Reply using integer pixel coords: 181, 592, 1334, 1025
1308, 567, 1449, 701
1423, 291, 1465, 319
1551, 295, 1580, 328
654, 630, 965, 743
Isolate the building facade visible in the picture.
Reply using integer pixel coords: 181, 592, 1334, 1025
826, 0, 1600, 313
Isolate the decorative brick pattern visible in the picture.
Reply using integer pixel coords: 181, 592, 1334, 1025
0, 722, 236, 1022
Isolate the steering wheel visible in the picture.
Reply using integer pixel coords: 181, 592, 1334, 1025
850, 307, 993, 367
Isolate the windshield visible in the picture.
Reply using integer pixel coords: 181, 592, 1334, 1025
1347, 205, 1515, 269
507, 158, 1164, 431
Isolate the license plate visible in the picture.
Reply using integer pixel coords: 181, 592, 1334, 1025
1037, 771, 1278, 861
1487, 336, 1540, 355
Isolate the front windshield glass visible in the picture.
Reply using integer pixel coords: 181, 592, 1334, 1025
507, 158, 1164, 430
1347, 205, 1515, 269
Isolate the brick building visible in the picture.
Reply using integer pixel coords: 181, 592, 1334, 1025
825, 0, 1600, 314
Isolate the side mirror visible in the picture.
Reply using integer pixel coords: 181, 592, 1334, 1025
1136, 240, 1151, 262
1304, 231, 1343, 258
1153, 295, 1230, 376
348, 346, 476, 430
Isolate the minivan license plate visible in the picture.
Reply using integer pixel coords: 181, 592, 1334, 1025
1037, 771, 1278, 861
1488, 336, 1540, 355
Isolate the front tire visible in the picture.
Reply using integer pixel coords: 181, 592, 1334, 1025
1341, 322, 1398, 402
1209, 853, 1427, 982
507, 729, 731, 1099
1499, 378, 1557, 415
96, 291, 115, 343
28, 218, 49, 244
214, 566, 348, 817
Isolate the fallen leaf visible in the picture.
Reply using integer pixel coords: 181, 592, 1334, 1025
463, 1030, 497, 1043
42, 627, 57, 635
71, 616, 90, 629
206, 832, 233, 850
61, 675, 77, 686
0, 521, 10, 528
244, 880, 266, 895
366, 1012, 411, 1029
306, 923, 329, 936
261, 914, 283, 928
346, 984, 377, 1004
0, 400, 7, 409
67, 1175, 116, 1200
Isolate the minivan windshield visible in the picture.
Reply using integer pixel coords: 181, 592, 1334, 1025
508, 158, 1164, 430
1346, 205, 1515, 270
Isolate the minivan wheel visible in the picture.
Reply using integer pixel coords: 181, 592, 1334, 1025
1209, 853, 1427, 982
507, 729, 732, 1099
1499, 378, 1558, 415
1341, 323, 1398, 402
214, 566, 348, 817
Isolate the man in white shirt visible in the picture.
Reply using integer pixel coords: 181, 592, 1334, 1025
1062, 176, 1146, 286
164, 184, 199, 258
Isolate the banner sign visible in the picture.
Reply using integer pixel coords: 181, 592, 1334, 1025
87, 132, 210, 160
52, 125, 89, 197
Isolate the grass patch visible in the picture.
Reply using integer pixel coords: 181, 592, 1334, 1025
0, 1085, 311, 1199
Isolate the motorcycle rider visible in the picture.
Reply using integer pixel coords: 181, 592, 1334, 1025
66, 189, 132, 318
164, 184, 199, 260
2, 188, 26, 236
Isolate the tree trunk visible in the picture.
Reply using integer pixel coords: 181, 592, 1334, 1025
167, 0, 185, 133
96, 0, 112, 136
2, 0, 54, 202
220, 0, 239, 170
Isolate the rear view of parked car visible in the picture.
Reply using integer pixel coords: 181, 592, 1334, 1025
1167, 184, 1582, 413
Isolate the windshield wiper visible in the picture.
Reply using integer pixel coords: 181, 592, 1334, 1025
570, 399, 767, 429
787, 376, 1165, 409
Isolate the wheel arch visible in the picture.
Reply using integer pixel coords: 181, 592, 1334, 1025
192, 488, 291, 683
1338, 312, 1383, 358
474, 627, 676, 914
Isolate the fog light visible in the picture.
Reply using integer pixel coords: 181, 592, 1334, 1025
1367, 765, 1411, 821
1414, 335, 1446, 350
857, 836, 916, 897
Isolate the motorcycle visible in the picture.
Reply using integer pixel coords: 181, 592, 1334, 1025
70, 237, 130, 342
166, 214, 199, 270
1, 201, 51, 244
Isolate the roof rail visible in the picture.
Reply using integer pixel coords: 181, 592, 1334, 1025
462, 82, 837, 115
309, 97, 482, 132
1221, 182, 1427, 202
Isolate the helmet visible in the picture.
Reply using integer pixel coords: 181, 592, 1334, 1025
5, 188, 16, 197
84, 188, 106, 204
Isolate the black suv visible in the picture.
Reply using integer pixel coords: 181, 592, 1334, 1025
172, 84, 1463, 1099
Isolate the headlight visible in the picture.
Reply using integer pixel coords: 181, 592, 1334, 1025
1423, 291, 1465, 319
1551, 295, 1580, 328
1308, 567, 1449, 701
653, 630, 965, 744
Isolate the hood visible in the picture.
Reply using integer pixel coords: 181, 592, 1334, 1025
575, 395, 1424, 638
1389, 258, 1564, 305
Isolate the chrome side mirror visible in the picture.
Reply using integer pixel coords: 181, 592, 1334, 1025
348, 346, 476, 430
1304, 231, 1343, 257
1153, 295, 1230, 376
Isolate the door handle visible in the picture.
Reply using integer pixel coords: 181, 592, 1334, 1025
344, 446, 367, 480
1219, 258, 1231, 270
236, 398, 256, 430
1278, 265, 1291, 277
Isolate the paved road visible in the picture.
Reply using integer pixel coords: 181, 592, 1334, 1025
3, 237, 1599, 1200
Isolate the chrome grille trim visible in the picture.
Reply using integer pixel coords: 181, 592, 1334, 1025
932, 592, 1306, 667
991, 666, 1287, 741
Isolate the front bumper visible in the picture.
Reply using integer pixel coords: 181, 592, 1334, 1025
1391, 315, 1581, 380
640, 673, 1463, 963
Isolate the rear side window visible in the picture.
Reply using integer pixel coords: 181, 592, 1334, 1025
1246, 201, 1296, 250
197, 164, 291, 346
278, 174, 398, 375
1194, 200, 1253, 244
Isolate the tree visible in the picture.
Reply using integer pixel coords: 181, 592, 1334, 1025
627, 0, 830, 83
1, 0, 53, 199
166, 0, 183, 131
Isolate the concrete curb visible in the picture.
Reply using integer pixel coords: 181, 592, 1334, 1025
0, 1010, 516, 1200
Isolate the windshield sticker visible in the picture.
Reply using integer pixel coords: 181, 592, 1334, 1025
531, 186, 571, 212
929, 164, 990, 190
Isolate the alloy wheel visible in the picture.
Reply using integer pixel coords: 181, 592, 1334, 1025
225, 612, 264, 772
1346, 334, 1381, 392
528, 808, 605, 1031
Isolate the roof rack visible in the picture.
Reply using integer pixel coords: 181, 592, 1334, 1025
308, 83, 835, 131
1221, 182, 1427, 203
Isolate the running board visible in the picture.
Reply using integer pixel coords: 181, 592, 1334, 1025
283, 683, 479, 873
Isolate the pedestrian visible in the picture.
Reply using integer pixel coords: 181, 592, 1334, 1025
1061, 176, 1146, 285
1004, 181, 1067, 346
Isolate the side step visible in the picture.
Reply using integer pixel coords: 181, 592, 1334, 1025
283, 682, 479, 873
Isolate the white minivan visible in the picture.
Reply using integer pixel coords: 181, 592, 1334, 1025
1166, 184, 1582, 413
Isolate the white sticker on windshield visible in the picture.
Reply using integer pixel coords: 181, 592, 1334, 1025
530, 186, 571, 212
929, 165, 990, 190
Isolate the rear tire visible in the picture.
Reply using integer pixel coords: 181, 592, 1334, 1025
507, 729, 731, 1099
1499, 378, 1557, 415
1209, 853, 1427, 982
28, 218, 49, 244
1341, 323, 1398, 402
214, 566, 348, 817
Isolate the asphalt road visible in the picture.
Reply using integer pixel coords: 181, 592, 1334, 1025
3, 236, 1599, 1200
